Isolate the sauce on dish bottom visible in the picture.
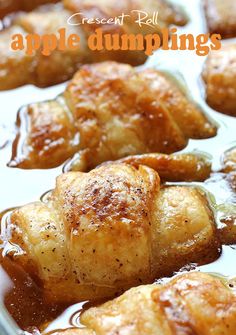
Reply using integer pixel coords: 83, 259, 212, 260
0, 0, 236, 334
0, 170, 235, 334
0, 244, 236, 334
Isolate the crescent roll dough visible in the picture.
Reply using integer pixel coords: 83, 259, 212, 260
7, 163, 218, 303
0, 0, 187, 89
9, 62, 216, 170
202, 43, 236, 116
26, 273, 236, 335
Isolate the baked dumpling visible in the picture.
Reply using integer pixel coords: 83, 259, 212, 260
9, 62, 216, 170
0, 0, 187, 90
5, 162, 219, 303
204, 0, 236, 39
202, 43, 236, 116
223, 147, 236, 173
0, 0, 59, 18
48, 272, 236, 335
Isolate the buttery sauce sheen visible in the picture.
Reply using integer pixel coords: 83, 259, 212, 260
0, 0, 236, 334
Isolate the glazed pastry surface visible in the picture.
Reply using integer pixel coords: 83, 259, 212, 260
0, 0, 59, 18
0, 0, 187, 90
202, 43, 236, 116
8, 162, 218, 303
204, 0, 236, 38
9, 62, 216, 170
50, 272, 236, 335
106, 152, 212, 182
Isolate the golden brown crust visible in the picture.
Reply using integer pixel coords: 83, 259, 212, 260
0, 6, 90, 90
0, 0, 187, 90
140, 69, 217, 138
9, 164, 159, 301
204, 0, 236, 38
0, 0, 59, 18
216, 147, 236, 244
64, 62, 187, 169
150, 186, 218, 277
0, 26, 36, 90
10, 62, 216, 170
222, 147, 236, 173
80, 272, 236, 335
114, 153, 212, 182
10, 99, 80, 169
152, 272, 236, 335
202, 43, 236, 116
8, 163, 219, 303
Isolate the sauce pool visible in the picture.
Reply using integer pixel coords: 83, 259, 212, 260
0, 0, 236, 333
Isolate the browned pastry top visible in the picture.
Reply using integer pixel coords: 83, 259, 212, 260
0, 0, 187, 90
51, 272, 236, 335
204, 0, 236, 38
7, 161, 218, 303
202, 43, 236, 116
9, 62, 216, 170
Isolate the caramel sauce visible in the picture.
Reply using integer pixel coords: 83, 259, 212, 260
0, 0, 236, 334
0, 256, 67, 332
0, 167, 235, 334
0, 244, 102, 334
